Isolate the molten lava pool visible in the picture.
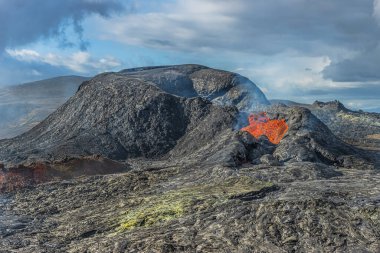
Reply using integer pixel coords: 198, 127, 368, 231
241, 112, 288, 144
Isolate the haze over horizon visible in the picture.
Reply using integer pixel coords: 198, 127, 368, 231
1, 0, 380, 112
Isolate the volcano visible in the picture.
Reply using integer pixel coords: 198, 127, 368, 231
0, 64, 379, 252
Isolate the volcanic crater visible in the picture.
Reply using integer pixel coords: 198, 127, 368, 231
0, 64, 379, 252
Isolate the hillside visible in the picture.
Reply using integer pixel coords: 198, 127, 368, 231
0, 76, 88, 139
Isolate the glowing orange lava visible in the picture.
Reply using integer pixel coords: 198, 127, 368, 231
241, 112, 288, 144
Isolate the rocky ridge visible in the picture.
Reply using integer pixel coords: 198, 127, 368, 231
118, 64, 270, 111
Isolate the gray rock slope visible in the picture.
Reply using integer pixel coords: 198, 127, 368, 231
0, 65, 267, 140
3, 164, 379, 253
0, 72, 237, 165
0, 75, 88, 139
0, 64, 269, 166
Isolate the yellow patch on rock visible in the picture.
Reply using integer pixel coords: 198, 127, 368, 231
118, 176, 273, 231
366, 134, 380, 140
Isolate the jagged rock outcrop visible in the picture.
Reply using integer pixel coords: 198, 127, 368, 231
311, 100, 350, 112
273, 107, 372, 167
270, 99, 380, 150
310, 101, 380, 150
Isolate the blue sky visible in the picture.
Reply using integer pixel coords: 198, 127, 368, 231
1, 0, 380, 112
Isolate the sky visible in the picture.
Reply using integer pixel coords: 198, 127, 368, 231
1, 0, 380, 112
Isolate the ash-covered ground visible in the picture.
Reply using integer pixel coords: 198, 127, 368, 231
0, 65, 379, 253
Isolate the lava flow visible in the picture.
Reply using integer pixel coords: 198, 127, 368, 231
241, 112, 288, 144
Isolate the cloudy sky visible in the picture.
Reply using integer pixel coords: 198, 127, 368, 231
1, 0, 380, 112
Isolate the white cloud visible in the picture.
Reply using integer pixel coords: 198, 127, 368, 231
93, 0, 379, 58
88, 0, 380, 96
93, 0, 239, 52
233, 54, 335, 99
5, 49, 41, 62
6, 48, 121, 73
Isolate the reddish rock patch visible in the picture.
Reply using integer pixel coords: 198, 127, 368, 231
0, 156, 128, 192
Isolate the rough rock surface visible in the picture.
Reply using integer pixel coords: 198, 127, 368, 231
0, 65, 379, 252
1, 162, 378, 253
269, 100, 380, 168
272, 107, 374, 169
309, 100, 380, 149
0, 72, 238, 165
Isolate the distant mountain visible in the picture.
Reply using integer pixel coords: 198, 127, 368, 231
0, 76, 88, 139
269, 99, 308, 107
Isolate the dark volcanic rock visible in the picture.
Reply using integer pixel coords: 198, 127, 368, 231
260, 154, 281, 166
274, 107, 354, 163
0, 69, 372, 172
268, 100, 380, 169
0, 72, 238, 166
271, 99, 380, 151
311, 101, 380, 150
235, 105, 374, 169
